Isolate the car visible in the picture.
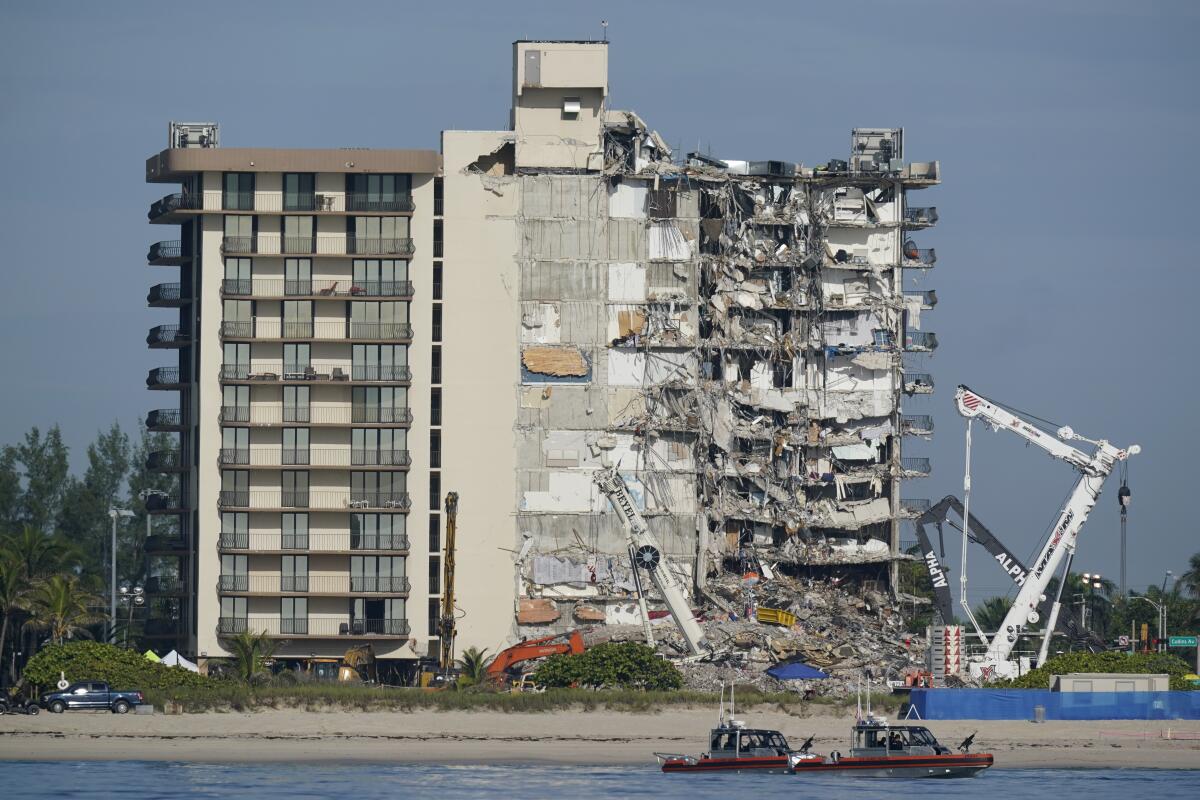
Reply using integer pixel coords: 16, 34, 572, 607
40, 681, 145, 714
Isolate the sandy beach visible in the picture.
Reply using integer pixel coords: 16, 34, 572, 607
1, 708, 1198, 768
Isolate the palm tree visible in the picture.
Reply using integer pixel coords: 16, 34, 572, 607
456, 647, 492, 687
224, 629, 282, 684
1180, 552, 1200, 599
24, 575, 103, 645
973, 596, 1013, 632
0, 556, 30, 676
3, 526, 76, 581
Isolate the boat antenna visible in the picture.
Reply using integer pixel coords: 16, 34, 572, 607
866, 670, 872, 719
718, 681, 725, 727
856, 675, 862, 722
731, 683, 736, 721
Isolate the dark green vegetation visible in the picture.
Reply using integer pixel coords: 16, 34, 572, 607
23, 641, 209, 691
996, 651, 1198, 690
532, 642, 684, 690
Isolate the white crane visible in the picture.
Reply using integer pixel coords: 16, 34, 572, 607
593, 467, 709, 655
953, 386, 1140, 679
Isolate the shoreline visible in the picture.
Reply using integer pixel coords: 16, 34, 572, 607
2, 709, 1198, 769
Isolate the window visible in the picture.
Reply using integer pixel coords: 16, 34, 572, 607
351, 216, 409, 254
283, 300, 313, 338
283, 173, 315, 211
221, 470, 248, 506
352, 344, 407, 381
220, 596, 247, 629
282, 555, 308, 592
282, 512, 308, 549
351, 301, 407, 339
223, 173, 254, 210
351, 471, 406, 508
283, 343, 310, 375
220, 512, 248, 548
347, 174, 411, 212
223, 299, 251, 338
430, 387, 441, 426
428, 514, 440, 552
432, 305, 442, 342
224, 257, 251, 295
350, 555, 406, 592
430, 345, 441, 384
353, 386, 406, 423
429, 429, 441, 469
224, 215, 254, 253
353, 259, 409, 297
281, 597, 308, 634
282, 471, 309, 508
352, 429, 406, 466
428, 556, 441, 595
351, 513, 406, 550
285, 258, 312, 296
283, 386, 310, 422
222, 385, 249, 422
433, 219, 443, 258
428, 598, 441, 638
219, 554, 247, 591
432, 263, 442, 300
283, 215, 314, 253
221, 427, 248, 464
428, 471, 440, 512
283, 428, 310, 464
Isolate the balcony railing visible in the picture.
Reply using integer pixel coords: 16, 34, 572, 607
347, 194, 415, 213
146, 575, 184, 594
146, 367, 183, 388
147, 449, 184, 470
217, 447, 411, 469
901, 457, 932, 476
218, 448, 250, 466
904, 331, 939, 351
350, 576, 410, 593
219, 321, 254, 338
230, 575, 411, 594
148, 240, 183, 264
144, 534, 186, 552
902, 373, 934, 394
221, 278, 415, 298
147, 325, 188, 347
147, 282, 184, 306
901, 244, 937, 266
352, 450, 411, 467
219, 363, 412, 384
904, 290, 938, 308
218, 574, 249, 592
146, 492, 183, 512
903, 207, 938, 226
220, 405, 411, 426
901, 498, 932, 515
901, 414, 934, 435
146, 409, 184, 430
221, 235, 414, 257
218, 532, 410, 552
220, 491, 409, 511
352, 406, 413, 424
219, 405, 250, 423
218, 617, 409, 637
349, 322, 413, 340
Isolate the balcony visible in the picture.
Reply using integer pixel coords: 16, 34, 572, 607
145, 575, 185, 594
144, 534, 187, 553
218, 617, 410, 638
902, 373, 935, 395
218, 490, 411, 511
221, 405, 411, 427
900, 498, 932, 517
217, 448, 410, 469
349, 322, 413, 340
903, 331, 938, 352
147, 240, 186, 265
901, 243, 937, 268
145, 492, 185, 513
900, 414, 934, 436
220, 235, 414, 257
347, 194, 415, 213
903, 207, 938, 227
220, 278, 415, 299
146, 449, 186, 472
904, 290, 938, 309
219, 532, 410, 553
352, 407, 413, 425
218, 363, 411, 384
900, 457, 932, 477
146, 366, 184, 389
218, 319, 413, 342
901, 161, 940, 184
146, 408, 185, 431
147, 282, 186, 307
222, 575, 410, 595
147, 325, 189, 348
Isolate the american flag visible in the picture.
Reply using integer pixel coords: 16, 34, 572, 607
962, 393, 981, 410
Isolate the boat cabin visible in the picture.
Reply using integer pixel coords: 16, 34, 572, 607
707, 726, 793, 759
849, 723, 949, 757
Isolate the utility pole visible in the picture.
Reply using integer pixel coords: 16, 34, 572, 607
107, 508, 134, 643
1118, 483, 1131, 596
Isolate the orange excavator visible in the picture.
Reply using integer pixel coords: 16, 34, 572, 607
485, 630, 586, 684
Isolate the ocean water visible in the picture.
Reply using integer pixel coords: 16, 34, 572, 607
2, 763, 1199, 800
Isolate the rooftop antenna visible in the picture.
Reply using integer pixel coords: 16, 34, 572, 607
601, 20, 608, 42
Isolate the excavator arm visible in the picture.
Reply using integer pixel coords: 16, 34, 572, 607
486, 631, 585, 680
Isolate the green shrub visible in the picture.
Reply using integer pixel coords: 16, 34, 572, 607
531, 642, 683, 690
996, 651, 1197, 690
23, 641, 214, 691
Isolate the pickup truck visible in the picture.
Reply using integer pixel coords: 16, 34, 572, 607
40, 682, 145, 714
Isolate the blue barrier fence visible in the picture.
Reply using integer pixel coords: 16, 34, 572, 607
908, 688, 1200, 720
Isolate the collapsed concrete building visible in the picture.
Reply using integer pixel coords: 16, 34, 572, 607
442, 41, 939, 655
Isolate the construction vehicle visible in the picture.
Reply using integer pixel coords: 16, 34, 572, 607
952, 385, 1139, 679
912, 496, 1105, 652
593, 467, 709, 655
306, 644, 377, 683
485, 630, 586, 684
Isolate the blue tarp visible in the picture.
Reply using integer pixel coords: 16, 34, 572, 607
767, 662, 829, 681
909, 688, 1200, 720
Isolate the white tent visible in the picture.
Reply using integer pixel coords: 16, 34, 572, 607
161, 650, 200, 673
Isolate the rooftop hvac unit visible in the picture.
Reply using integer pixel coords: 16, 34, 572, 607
169, 121, 219, 149
747, 160, 797, 177
850, 127, 903, 173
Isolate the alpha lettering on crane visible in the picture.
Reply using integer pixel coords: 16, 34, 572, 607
924, 551, 948, 588
1034, 510, 1074, 578
994, 552, 1028, 585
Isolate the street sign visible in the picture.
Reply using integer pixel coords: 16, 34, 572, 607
1168, 635, 1197, 648
1118, 635, 1130, 646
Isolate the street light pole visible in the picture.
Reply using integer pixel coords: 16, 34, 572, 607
107, 508, 134, 642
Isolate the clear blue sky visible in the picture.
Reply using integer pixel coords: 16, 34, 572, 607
1, 0, 1196, 600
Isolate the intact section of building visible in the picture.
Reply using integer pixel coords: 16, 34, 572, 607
443, 42, 940, 655
144, 130, 438, 680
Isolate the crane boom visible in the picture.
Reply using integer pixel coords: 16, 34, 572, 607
593, 468, 708, 655
954, 386, 1139, 678
439, 492, 459, 673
